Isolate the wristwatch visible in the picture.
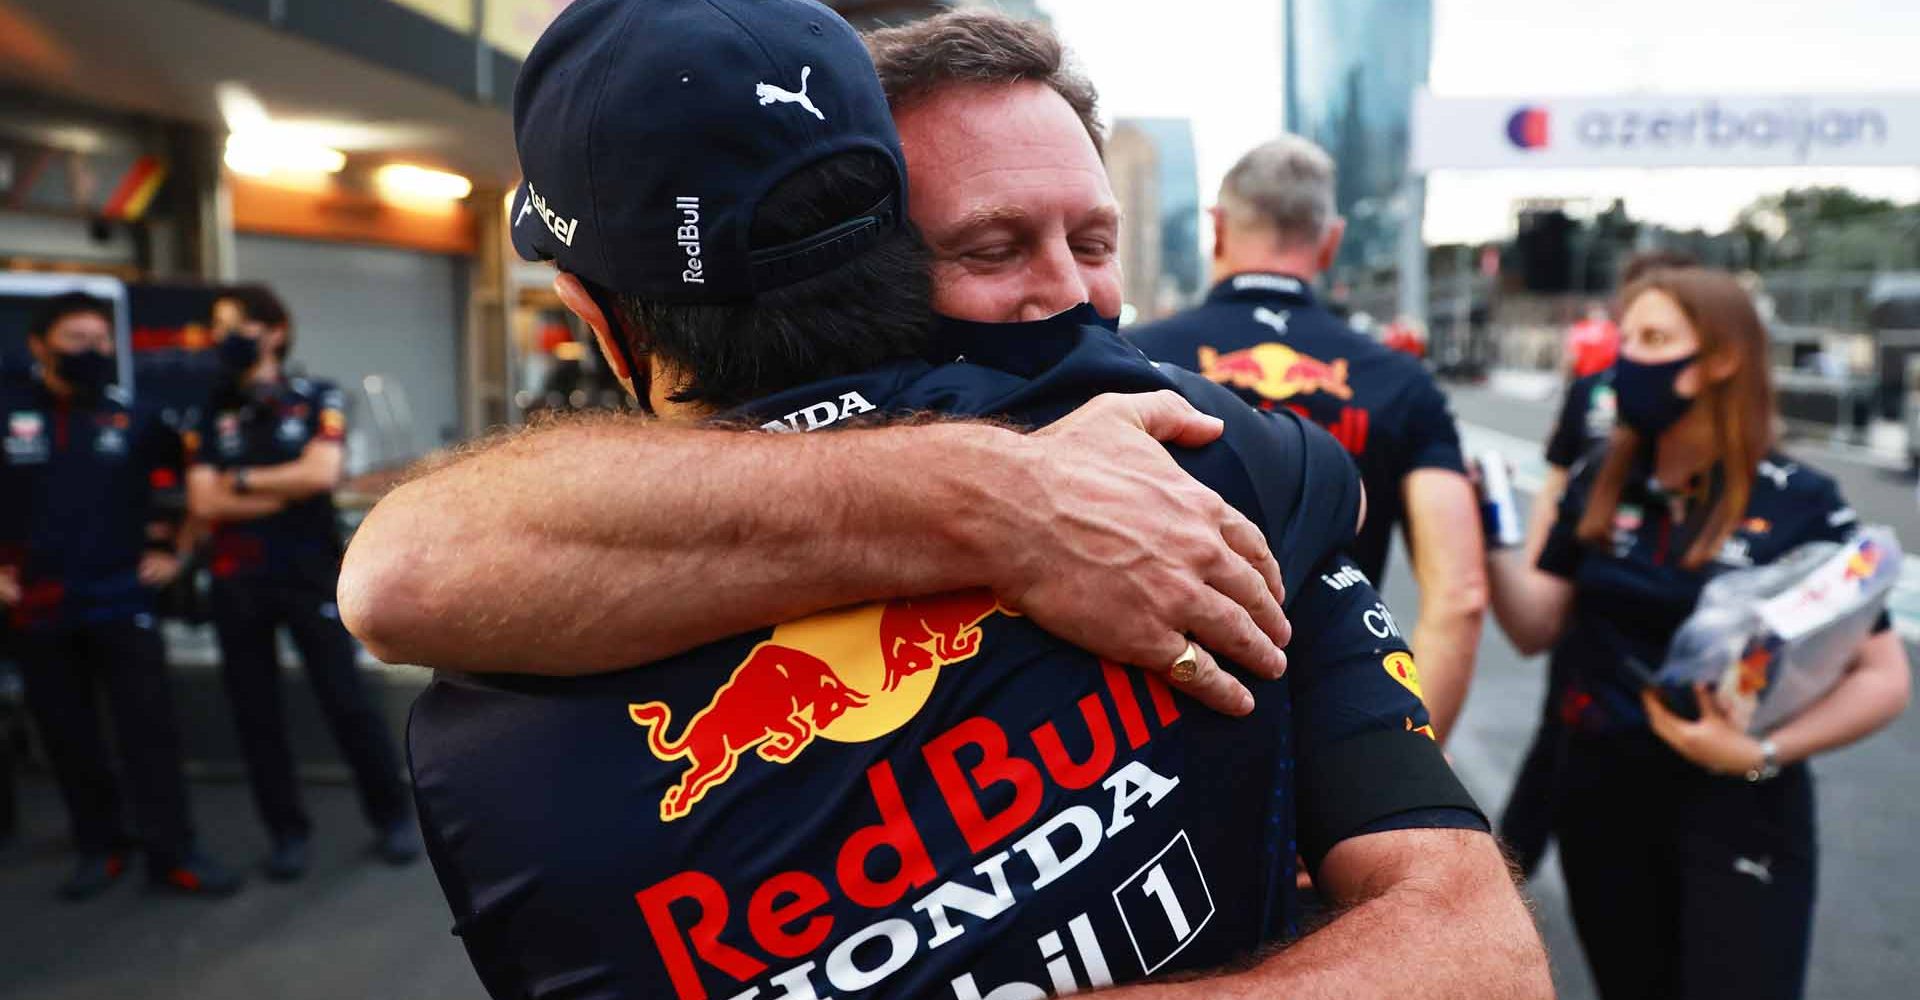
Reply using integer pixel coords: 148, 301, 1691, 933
1745, 738, 1781, 783
233, 468, 252, 495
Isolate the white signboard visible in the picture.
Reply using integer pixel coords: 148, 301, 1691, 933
1413, 91, 1920, 172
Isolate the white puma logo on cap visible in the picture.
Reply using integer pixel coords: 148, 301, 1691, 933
757, 66, 825, 121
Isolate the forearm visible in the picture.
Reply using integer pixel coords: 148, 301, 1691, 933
1413, 609, 1484, 743
1771, 633, 1911, 766
190, 487, 286, 522
1486, 550, 1567, 656
1102, 834, 1549, 1000
340, 418, 1026, 672
237, 460, 334, 500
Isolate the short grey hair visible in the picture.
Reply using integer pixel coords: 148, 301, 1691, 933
1218, 135, 1338, 248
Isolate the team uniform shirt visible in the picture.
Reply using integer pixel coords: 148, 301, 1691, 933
1544, 370, 1616, 470
410, 306, 1484, 1000
0, 373, 177, 632
1130, 273, 1468, 584
182, 376, 348, 588
1539, 448, 1888, 734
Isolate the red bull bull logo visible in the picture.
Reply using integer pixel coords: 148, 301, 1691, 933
628, 644, 869, 821
630, 590, 1012, 822
1844, 540, 1883, 583
1196, 342, 1353, 402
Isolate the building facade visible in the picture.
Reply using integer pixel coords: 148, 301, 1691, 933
1108, 118, 1203, 323
1284, 0, 1432, 282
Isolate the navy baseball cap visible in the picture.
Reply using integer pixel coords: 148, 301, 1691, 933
509, 0, 909, 303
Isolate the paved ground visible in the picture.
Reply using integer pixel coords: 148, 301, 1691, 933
0, 376, 1914, 999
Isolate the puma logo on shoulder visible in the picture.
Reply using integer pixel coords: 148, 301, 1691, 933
756, 66, 825, 121
1733, 856, 1774, 885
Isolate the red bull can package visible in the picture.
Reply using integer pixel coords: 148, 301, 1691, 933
1657, 526, 1902, 733
1477, 449, 1525, 550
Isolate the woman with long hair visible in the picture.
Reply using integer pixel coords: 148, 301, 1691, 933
1486, 266, 1910, 999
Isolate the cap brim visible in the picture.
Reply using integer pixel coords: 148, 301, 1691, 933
508, 181, 546, 264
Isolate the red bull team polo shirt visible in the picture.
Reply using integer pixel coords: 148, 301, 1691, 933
409, 305, 1484, 1000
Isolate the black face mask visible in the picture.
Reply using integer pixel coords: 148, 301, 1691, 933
218, 333, 263, 374
1612, 353, 1698, 436
53, 350, 115, 396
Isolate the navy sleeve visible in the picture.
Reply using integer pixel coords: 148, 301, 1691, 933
1285, 555, 1484, 871
1252, 411, 1364, 598
1544, 377, 1592, 468
1172, 367, 1363, 609
1400, 373, 1467, 475
1537, 456, 1596, 579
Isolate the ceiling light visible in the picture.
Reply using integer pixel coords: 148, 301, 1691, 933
374, 164, 473, 202
224, 131, 346, 177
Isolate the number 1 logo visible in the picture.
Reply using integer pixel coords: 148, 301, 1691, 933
1112, 830, 1216, 975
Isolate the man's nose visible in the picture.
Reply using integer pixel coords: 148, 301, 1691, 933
1016, 239, 1091, 322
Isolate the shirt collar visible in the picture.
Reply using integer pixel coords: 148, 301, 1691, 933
1206, 272, 1317, 307
723, 303, 1148, 430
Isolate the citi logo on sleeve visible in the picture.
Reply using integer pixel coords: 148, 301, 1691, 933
757, 65, 826, 122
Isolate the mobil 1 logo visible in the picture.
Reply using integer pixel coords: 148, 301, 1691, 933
1112, 831, 1215, 975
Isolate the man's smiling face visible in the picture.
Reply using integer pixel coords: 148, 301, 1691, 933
894, 81, 1125, 324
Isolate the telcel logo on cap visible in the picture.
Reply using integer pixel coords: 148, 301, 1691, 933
517, 182, 581, 247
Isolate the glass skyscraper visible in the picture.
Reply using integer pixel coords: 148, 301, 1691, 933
1285, 0, 1433, 278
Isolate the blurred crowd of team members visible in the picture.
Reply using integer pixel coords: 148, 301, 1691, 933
0, 286, 417, 901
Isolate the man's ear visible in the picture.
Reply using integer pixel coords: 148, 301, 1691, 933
1318, 218, 1348, 273
1209, 206, 1229, 262
554, 272, 639, 402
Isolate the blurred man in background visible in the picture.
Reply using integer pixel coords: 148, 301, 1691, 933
185, 287, 416, 881
0, 292, 240, 899
1131, 136, 1489, 742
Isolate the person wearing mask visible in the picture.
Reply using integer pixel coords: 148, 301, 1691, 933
1501, 247, 1699, 876
184, 286, 416, 880
1129, 136, 1487, 742
0, 292, 241, 899
1485, 265, 1911, 1000
376, 5, 1545, 999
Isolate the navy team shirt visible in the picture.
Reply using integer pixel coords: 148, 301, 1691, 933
0, 371, 177, 632
183, 376, 348, 589
1540, 447, 1888, 734
1545, 370, 1616, 470
1129, 273, 1468, 585
409, 307, 1484, 1000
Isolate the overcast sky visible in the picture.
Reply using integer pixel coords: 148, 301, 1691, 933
1037, 0, 1920, 243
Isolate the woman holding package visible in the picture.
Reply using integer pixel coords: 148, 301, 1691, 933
1485, 265, 1910, 1000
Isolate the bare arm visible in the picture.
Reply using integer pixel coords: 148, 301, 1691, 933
231, 440, 343, 501
1402, 469, 1489, 742
187, 466, 288, 522
1648, 628, 1911, 775
1772, 629, 1912, 763
1098, 829, 1551, 1000
340, 392, 1292, 712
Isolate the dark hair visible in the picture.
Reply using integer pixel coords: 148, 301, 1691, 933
226, 284, 294, 360
865, 11, 1105, 156
29, 291, 111, 340
613, 150, 932, 409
